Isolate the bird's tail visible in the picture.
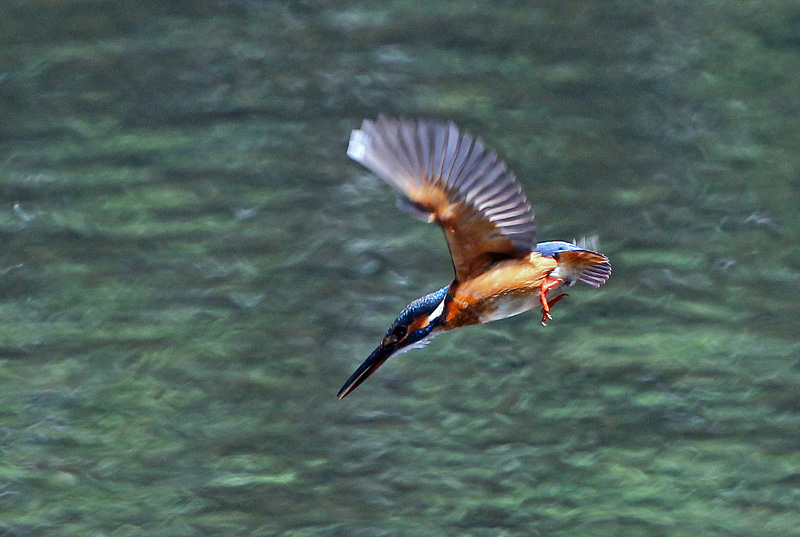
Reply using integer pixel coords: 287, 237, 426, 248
558, 250, 611, 287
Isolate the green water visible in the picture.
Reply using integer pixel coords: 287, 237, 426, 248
2, 1, 799, 536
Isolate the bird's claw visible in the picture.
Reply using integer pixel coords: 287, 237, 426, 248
539, 277, 565, 327
540, 293, 568, 326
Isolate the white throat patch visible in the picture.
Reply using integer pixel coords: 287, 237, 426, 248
427, 297, 446, 325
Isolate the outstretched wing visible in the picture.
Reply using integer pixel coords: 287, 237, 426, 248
347, 116, 537, 282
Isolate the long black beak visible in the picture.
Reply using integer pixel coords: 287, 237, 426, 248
336, 343, 395, 399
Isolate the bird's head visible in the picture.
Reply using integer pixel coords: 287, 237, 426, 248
337, 285, 450, 399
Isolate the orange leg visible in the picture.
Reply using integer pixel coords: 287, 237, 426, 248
539, 277, 566, 326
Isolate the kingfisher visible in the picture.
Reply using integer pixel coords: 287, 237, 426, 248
337, 116, 611, 399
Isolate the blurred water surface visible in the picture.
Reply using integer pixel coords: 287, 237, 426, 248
1, 1, 799, 536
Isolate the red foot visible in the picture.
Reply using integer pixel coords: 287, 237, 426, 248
539, 276, 567, 326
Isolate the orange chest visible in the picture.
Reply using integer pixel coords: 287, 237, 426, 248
444, 255, 558, 328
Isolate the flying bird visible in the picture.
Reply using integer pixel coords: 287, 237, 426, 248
337, 116, 610, 399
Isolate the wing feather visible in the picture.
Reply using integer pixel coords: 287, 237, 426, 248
347, 116, 537, 282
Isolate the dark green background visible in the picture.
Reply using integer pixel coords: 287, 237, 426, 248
1, 1, 799, 536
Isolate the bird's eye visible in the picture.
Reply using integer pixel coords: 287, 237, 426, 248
389, 325, 407, 343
